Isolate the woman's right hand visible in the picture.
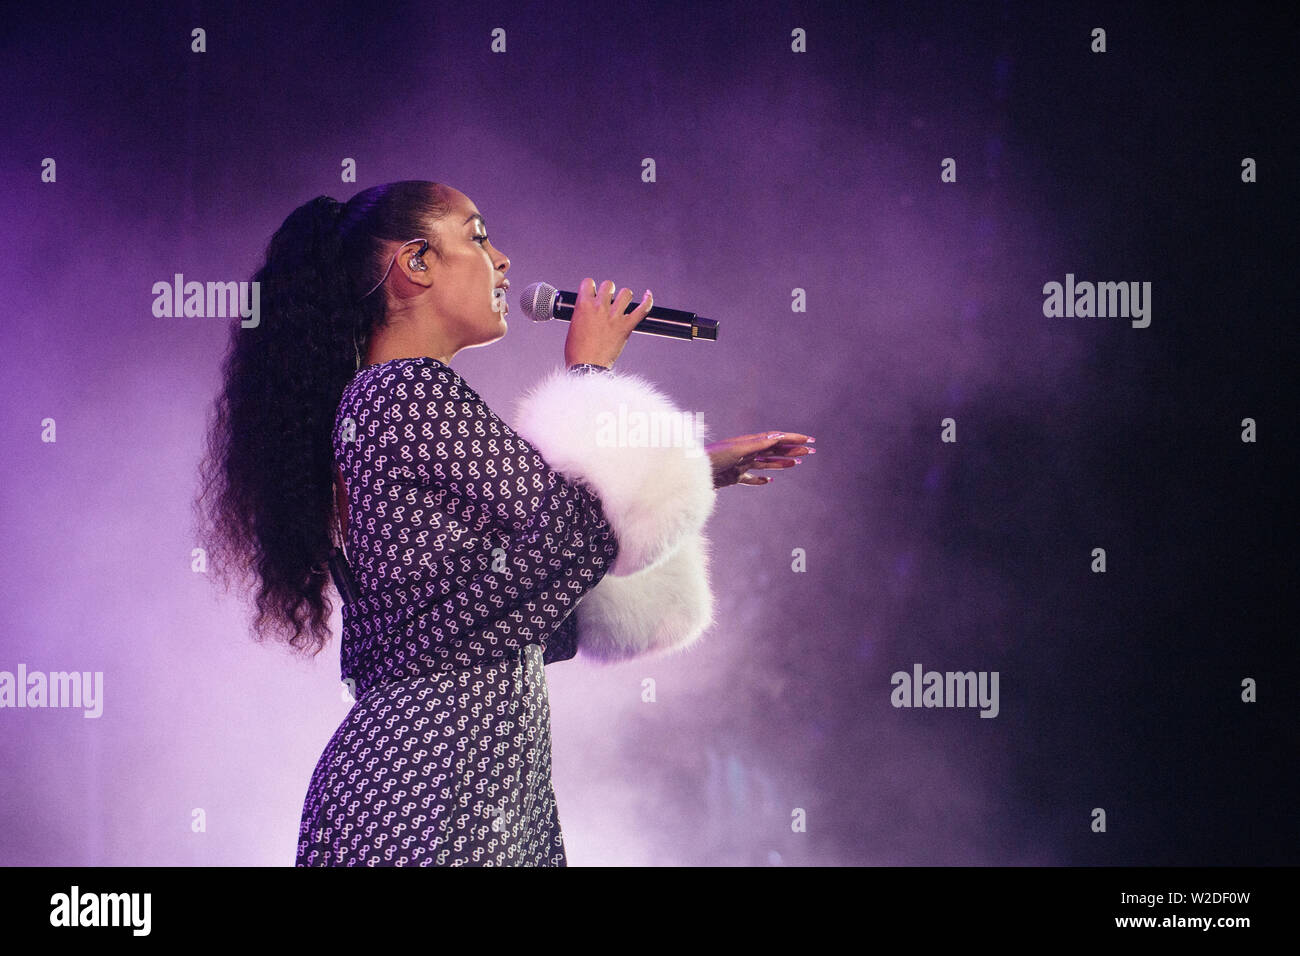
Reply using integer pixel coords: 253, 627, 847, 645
564, 278, 653, 369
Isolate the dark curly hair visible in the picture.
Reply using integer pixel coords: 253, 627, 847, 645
194, 180, 452, 656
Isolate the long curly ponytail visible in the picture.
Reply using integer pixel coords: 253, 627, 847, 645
195, 181, 451, 655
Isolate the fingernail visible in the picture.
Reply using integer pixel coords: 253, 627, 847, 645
807, 447, 816, 454
806, 437, 815, 443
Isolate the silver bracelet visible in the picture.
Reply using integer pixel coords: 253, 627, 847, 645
567, 363, 612, 376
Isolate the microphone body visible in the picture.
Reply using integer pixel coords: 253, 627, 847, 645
519, 282, 719, 341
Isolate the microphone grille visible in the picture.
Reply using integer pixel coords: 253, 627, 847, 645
519, 281, 558, 322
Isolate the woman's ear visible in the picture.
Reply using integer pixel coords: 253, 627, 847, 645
395, 240, 435, 289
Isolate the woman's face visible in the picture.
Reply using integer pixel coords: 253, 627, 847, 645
421, 187, 511, 351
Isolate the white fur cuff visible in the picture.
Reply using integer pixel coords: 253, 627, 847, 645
575, 528, 715, 663
513, 366, 717, 577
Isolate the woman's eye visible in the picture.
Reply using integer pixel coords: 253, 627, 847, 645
473, 235, 490, 245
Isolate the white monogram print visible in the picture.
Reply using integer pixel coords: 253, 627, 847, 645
296, 358, 620, 866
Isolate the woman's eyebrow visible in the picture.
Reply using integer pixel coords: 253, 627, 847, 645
464, 213, 487, 228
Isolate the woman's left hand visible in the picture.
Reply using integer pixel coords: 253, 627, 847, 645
705, 431, 815, 488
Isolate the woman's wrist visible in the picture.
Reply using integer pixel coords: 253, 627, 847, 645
567, 362, 612, 375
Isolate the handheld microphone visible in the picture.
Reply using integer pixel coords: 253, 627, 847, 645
518, 281, 719, 341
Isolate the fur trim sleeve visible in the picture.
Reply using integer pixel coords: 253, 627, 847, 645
575, 527, 715, 663
513, 365, 718, 662
513, 366, 717, 577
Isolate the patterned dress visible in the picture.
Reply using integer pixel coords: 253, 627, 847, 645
296, 357, 620, 866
